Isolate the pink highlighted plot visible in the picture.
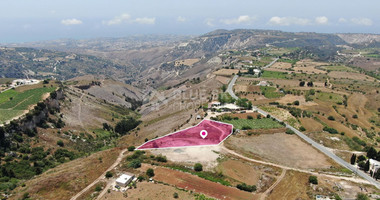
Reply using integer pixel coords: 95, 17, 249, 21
137, 120, 233, 149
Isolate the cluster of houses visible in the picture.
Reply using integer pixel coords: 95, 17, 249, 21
10, 79, 40, 87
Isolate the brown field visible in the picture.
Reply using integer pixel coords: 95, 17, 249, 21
299, 118, 324, 133
213, 69, 247, 76
267, 171, 310, 200
328, 71, 376, 81
215, 75, 230, 84
277, 94, 318, 107
218, 159, 260, 185
174, 58, 200, 67
11, 148, 121, 200
226, 112, 261, 119
293, 60, 328, 74
352, 57, 380, 71
102, 181, 195, 200
216, 159, 277, 192
234, 84, 261, 93
225, 133, 333, 169
271, 62, 292, 69
153, 167, 257, 200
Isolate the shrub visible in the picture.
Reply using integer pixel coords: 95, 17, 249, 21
155, 155, 167, 162
128, 159, 141, 168
299, 126, 306, 131
327, 116, 335, 121
308, 176, 318, 184
173, 192, 179, 198
236, 183, 257, 192
293, 100, 300, 106
127, 146, 136, 151
247, 115, 253, 119
241, 125, 252, 130
57, 140, 64, 147
356, 193, 369, 200
323, 126, 338, 134
105, 171, 113, 178
194, 163, 203, 172
285, 128, 295, 135
146, 168, 155, 177
353, 114, 358, 119
95, 185, 102, 192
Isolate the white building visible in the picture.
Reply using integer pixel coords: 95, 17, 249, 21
115, 173, 135, 187
369, 159, 380, 175
10, 79, 40, 87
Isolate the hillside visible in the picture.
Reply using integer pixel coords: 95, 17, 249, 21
0, 47, 129, 80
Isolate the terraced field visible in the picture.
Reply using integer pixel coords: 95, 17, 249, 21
0, 86, 56, 123
222, 118, 284, 130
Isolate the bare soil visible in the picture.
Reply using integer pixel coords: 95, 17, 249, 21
225, 133, 333, 169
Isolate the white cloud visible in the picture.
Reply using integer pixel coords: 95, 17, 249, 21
205, 18, 215, 27
350, 17, 373, 26
268, 16, 310, 26
103, 13, 131, 25
338, 18, 347, 23
221, 15, 256, 25
177, 16, 186, 22
135, 17, 155, 25
315, 16, 328, 25
61, 18, 82, 25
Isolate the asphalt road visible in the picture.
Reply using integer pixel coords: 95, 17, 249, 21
226, 74, 380, 189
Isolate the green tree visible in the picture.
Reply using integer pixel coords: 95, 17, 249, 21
194, 163, 203, 172
115, 117, 141, 135
364, 160, 370, 172
356, 193, 369, 200
367, 147, 377, 159
173, 192, 179, 199
221, 84, 227, 92
105, 171, 113, 178
350, 154, 356, 165
128, 159, 141, 169
57, 140, 64, 147
146, 168, 155, 177
128, 146, 136, 151
308, 176, 318, 184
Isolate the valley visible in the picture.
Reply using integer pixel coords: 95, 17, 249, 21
0, 29, 379, 200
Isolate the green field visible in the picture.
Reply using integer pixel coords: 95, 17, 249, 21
315, 92, 343, 103
261, 70, 288, 79
0, 86, 56, 124
222, 118, 284, 130
260, 86, 285, 99
322, 65, 356, 72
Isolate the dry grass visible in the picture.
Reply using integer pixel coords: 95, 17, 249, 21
102, 181, 195, 200
11, 148, 121, 200
225, 133, 333, 169
328, 71, 376, 81
213, 69, 247, 76
267, 170, 310, 200
174, 58, 200, 67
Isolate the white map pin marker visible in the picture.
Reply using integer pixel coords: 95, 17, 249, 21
200, 130, 208, 139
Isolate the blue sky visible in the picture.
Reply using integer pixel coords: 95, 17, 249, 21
0, 0, 379, 43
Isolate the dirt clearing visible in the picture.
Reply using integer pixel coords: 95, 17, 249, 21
225, 133, 333, 169
149, 146, 221, 169
153, 167, 257, 200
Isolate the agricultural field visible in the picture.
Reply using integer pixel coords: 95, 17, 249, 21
261, 70, 288, 79
314, 92, 344, 103
0, 85, 56, 124
221, 118, 284, 130
320, 65, 357, 72
260, 86, 285, 99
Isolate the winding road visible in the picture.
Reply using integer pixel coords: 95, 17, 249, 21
226, 69, 380, 189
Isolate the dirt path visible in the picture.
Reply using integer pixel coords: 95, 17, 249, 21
70, 149, 128, 200
260, 169, 287, 200
221, 145, 369, 185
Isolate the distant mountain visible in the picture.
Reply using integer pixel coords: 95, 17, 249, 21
3, 29, 379, 86
0, 47, 129, 80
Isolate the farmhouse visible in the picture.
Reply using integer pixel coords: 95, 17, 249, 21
211, 101, 221, 107
369, 159, 380, 176
115, 173, 135, 187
